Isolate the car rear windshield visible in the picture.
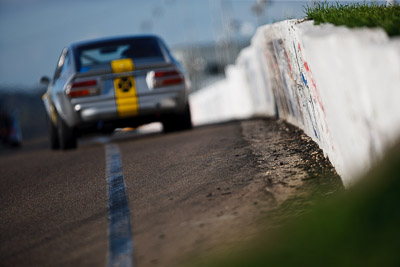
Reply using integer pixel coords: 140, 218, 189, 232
76, 37, 165, 72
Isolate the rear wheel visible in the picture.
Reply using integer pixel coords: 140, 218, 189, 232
177, 103, 193, 131
162, 118, 176, 133
47, 116, 59, 150
57, 115, 77, 150
162, 103, 192, 133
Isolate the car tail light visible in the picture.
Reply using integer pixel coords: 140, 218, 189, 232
146, 69, 184, 89
71, 80, 97, 88
154, 70, 179, 78
66, 80, 99, 98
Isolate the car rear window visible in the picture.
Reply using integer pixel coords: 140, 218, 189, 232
76, 37, 165, 72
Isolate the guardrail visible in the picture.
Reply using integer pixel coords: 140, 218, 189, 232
190, 19, 400, 187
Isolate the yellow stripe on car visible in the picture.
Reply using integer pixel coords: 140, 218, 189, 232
111, 58, 139, 117
43, 92, 57, 124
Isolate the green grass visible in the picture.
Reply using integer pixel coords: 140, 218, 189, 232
305, 2, 400, 36
184, 140, 400, 267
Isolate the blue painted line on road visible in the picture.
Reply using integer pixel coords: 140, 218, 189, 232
105, 144, 134, 267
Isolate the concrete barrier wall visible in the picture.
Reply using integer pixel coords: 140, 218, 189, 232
190, 19, 400, 187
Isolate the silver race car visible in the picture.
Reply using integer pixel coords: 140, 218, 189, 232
41, 35, 192, 150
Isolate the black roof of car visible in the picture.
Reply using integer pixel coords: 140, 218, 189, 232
70, 34, 163, 49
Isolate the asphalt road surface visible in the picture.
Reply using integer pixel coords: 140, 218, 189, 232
0, 119, 343, 267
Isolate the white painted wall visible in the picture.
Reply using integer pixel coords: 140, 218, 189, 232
190, 19, 400, 187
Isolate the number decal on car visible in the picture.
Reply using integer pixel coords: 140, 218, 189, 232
111, 59, 139, 117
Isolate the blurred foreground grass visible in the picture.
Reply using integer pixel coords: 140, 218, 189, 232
186, 141, 400, 267
305, 2, 400, 36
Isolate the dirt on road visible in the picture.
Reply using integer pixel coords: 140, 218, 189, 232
125, 118, 344, 267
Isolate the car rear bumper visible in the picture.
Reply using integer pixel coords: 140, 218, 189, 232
76, 89, 187, 125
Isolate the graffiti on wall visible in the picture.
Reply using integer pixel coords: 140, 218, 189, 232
256, 22, 335, 153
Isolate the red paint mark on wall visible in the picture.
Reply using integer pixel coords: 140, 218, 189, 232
284, 50, 293, 73
304, 62, 317, 90
304, 62, 309, 72
298, 43, 325, 114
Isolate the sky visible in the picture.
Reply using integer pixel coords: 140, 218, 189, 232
0, 0, 376, 89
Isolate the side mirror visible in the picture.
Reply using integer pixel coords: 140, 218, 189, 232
40, 76, 51, 86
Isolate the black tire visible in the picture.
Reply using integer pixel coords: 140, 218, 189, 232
162, 103, 192, 133
162, 118, 176, 133
57, 115, 77, 150
47, 116, 59, 150
177, 103, 193, 130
